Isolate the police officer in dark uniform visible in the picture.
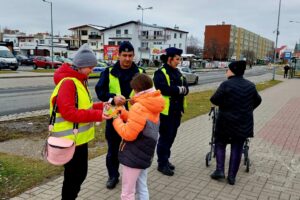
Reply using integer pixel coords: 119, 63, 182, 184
95, 41, 144, 189
153, 47, 189, 176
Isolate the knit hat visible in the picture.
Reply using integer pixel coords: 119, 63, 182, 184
229, 60, 246, 76
119, 41, 134, 53
73, 43, 97, 68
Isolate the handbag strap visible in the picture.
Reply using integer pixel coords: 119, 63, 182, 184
49, 80, 79, 138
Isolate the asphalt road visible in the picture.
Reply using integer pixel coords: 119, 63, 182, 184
0, 66, 270, 116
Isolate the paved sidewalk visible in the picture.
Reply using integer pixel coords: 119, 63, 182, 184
11, 78, 300, 200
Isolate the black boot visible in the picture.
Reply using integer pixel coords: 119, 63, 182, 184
106, 177, 119, 189
210, 170, 225, 180
157, 165, 174, 176
227, 176, 235, 185
168, 162, 175, 170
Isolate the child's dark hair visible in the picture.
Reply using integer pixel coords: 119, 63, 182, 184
130, 73, 153, 93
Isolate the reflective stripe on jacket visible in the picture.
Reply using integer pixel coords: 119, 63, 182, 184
108, 67, 143, 108
49, 77, 95, 146
160, 67, 187, 115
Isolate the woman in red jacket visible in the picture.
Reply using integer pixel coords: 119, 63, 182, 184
50, 44, 110, 200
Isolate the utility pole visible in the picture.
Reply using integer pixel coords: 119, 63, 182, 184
273, 0, 282, 80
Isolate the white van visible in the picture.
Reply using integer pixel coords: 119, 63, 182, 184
0, 46, 18, 70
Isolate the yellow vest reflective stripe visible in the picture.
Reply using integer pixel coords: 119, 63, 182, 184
49, 77, 95, 146
108, 67, 143, 108
160, 67, 187, 115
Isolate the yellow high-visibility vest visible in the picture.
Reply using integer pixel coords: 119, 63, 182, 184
49, 77, 94, 146
108, 67, 143, 108
160, 67, 187, 115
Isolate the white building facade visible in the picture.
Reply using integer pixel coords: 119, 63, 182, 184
101, 21, 188, 61
17, 34, 69, 57
68, 21, 188, 61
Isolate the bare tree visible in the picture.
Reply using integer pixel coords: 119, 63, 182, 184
186, 35, 202, 55
242, 49, 256, 63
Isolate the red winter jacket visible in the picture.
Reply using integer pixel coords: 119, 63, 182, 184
52, 63, 103, 123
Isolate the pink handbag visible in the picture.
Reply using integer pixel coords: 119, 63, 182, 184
43, 135, 75, 166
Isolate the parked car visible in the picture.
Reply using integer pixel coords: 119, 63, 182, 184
16, 55, 34, 66
33, 56, 62, 69
0, 46, 18, 71
54, 56, 73, 65
90, 62, 108, 78
178, 66, 199, 85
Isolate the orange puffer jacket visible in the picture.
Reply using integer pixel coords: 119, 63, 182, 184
113, 90, 165, 169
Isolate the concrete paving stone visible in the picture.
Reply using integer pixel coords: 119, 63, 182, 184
208, 190, 220, 198
257, 195, 269, 200
279, 192, 291, 200
290, 195, 300, 200
260, 188, 281, 198
9, 197, 25, 200
195, 195, 215, 200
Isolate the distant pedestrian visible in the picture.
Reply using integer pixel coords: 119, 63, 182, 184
113, 73, 165, 200
284, 64, 290, 78
210, 60, 262, 185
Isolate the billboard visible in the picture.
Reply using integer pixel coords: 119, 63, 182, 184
150, 45, 169, 55
104, 45, 119, 60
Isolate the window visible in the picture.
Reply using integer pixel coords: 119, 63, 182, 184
154, 31, 162, 36
124, 29, 128, 34
179, 43, 182, 48
117, 41, 122, 45
180, 33, 182, 38
91, 42, 97, 46
82, 40, 87, 44
141, 42, 148, 47
174, 44, 176, 47
174, 33, 177, 38
81, 30, 88, 35
40, 40, 45, 44
116, 29, 121, 35
108, 41, 115, 45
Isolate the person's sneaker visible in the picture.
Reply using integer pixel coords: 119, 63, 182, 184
106, 177, 119, 189
210, 170, 225, 180
227, 176, 236, 185
157, 165, 174, 176
168, 162, 175, 170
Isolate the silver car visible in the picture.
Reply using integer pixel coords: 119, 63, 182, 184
178, 66, 199, 85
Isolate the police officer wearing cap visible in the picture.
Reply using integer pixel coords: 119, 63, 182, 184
210, 60, 261, 185
95, 41, 144, 189
153, 47, 189, 176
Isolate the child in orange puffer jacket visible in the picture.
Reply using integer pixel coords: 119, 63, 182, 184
113, 73, 165, 200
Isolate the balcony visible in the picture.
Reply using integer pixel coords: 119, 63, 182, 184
138, 47, 149, 51
109, 34, 132, 39
138, 35, 170, 40
89, 35, 102, 39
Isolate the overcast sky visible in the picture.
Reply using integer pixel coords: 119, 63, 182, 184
1, 0, 300, 49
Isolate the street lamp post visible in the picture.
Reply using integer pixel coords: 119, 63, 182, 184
42, 0, 54, 69
273, 0, 282, 80
137, 5, 153, 62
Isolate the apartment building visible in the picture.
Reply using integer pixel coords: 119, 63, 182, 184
18, 33, 69, 56
203, 23, 274, 62
68, 21, 188, 61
